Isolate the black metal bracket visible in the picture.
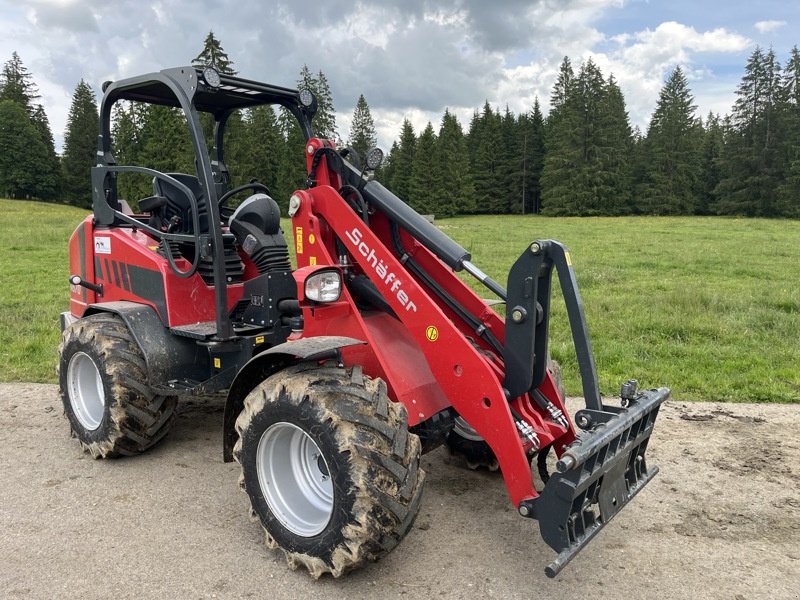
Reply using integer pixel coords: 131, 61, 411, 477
533, 387, 670, 577
502, 240, 602, 410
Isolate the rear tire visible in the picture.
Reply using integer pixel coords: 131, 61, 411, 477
446, 415, 500, 471
234, 362, 424, 578
446, 358, 565, 471
58, 313, 177, 458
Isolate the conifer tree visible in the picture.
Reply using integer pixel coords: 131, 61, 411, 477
519, 98, 546, 213
62, 80, 100, 207
31, 104, 60, 200
347, 94, 377, 160
111, 101, 150, 202
542, 56, 577, 211
382, 140, 399, 187
541, 59, 580, 214
469, 102, 503, 213
697, 112, 725, 215
192, 31, 237, 158
572, 58, 610, 215
0, 52, 40, 113
432, 110, 475, 216
778, 159, 800, 218
138, 105, 194, 178
777, 46, 800, 216
192, 31, 237, 74
387, 119, 416, 202
498, 106, 521, 213
314, 70, 337, 142
0, 100, 48, 199
542, 59, 613, 215
409, 122, 438, 214
595, 76, 634, 214
240, 105, 284, 204
297, 65, 338, 140
550, 57, 574, 115
266, 65, 340, 208
715, 47, 786, 216
275, 107, 308, 208
0, 53, 60, 200
638, 67, 702, 214
220, 109, 249, 188
191, 33, 247, 189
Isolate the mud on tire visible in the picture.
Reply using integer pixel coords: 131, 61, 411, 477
58, 313, 177, 458
233, 362, 424, 578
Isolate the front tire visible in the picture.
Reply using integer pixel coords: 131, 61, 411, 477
58, 313, 177, 458
234, 362, 424, 578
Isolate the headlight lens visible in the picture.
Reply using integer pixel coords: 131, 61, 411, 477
305, 270, 342, 303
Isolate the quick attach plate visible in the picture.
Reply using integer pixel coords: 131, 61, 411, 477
533, 387, 670, 577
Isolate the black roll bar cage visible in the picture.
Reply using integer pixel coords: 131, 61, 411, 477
92, 66, 315, 340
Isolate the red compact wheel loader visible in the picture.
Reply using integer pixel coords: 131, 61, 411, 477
59, 66, 669, 578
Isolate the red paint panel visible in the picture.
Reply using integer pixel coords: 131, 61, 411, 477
291, 180, 537, 505
68, 217, 95, 316
70, 223, 245, 327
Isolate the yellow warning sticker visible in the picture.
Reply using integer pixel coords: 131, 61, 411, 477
255, 336, 265, 345
425, 326, 439, 342
309, 256, 317, 266
308, 233, 316, 245
295, 227, 303, 254
565, 252, 573, 266
213, 357, 221, 369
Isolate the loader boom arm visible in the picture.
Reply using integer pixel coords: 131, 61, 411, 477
293, 137, 669, 576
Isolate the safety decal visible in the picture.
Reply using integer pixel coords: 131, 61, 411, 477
309, 256, 317, 266
295, 227, 303, 254
214, 358, 221, 369
308, 233, 316, 245
425, 326, 439, 342
94, 236, 111, 255
565, 251, 573, 266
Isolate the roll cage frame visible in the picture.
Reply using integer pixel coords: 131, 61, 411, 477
91, 66, 316, 339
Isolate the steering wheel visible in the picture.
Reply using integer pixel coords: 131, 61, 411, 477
218, 182, 271, 219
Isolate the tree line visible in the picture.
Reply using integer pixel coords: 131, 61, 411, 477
1, 33, 798, 218
384, 47, 800, 218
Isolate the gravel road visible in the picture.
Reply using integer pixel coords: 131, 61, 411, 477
1, 383, 798, 600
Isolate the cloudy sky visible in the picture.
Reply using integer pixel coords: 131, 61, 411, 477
0, 0, 797, 152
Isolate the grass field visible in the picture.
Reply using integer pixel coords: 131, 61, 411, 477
1, 198, 798, 402
0, 200, 87, 385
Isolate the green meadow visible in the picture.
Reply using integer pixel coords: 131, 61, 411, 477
1, 199, 797, 402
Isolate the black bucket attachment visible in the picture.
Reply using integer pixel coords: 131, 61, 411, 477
533, 386, 670, 577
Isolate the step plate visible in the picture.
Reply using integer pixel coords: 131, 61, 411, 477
170, 321, 217, 340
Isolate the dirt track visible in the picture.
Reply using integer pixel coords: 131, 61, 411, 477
1, 383, 798, 600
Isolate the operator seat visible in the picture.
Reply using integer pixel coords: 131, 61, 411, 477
151, 173, 209, 234
228, 193, 291, 273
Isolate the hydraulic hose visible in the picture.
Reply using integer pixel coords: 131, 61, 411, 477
389, 221, 503, 356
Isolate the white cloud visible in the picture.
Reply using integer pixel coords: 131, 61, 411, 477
0, 0, 767, 155
754, 20, 787, 34
576, 22, 751, 128
611, 22, 751, 71
25, 0, 99, 33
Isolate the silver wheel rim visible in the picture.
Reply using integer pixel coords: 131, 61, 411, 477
453, 415, 484, 441
256, 422, 334, 537
66, 352, 105, 431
